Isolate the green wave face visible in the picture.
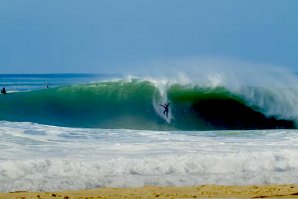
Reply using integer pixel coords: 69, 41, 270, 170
0, 80, 294, 130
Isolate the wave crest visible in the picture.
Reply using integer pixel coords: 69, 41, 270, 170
0, 79, 295, 130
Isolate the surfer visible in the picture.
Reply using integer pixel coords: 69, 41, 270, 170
160, 103, 170, 118
1, 87, 7, 95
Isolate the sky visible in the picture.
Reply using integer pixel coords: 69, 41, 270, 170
0, 0, 297, 74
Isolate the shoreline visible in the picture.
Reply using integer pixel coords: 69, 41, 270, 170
1, 185, 298, 199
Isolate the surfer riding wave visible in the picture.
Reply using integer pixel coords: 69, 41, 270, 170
160, 103, 170, 118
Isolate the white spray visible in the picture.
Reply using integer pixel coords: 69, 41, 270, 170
128, 56, 298, 125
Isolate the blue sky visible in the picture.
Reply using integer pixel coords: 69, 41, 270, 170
0, 0, 297, 73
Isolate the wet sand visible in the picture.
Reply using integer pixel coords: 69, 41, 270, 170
1, 185, 298, 199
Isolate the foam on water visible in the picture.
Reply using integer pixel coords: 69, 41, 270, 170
0, 121, 297, 191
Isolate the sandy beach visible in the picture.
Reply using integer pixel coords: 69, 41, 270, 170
1, 185, 298, 199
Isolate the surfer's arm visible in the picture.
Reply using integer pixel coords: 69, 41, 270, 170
160, 104, 165, 108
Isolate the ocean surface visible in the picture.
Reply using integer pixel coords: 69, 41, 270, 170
0, 73, 298, 191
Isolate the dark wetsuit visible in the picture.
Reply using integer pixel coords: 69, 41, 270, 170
160, 103, 170, 117
1, 88, 6, 94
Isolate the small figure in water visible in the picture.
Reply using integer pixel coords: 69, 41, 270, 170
160, 102, 170, 118
47, 85, 49, 88
1, 87, 7, 95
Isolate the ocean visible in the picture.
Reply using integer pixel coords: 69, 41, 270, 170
0, 73, 297, 192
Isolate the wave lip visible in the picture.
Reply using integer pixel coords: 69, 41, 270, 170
0, 79, 295, 130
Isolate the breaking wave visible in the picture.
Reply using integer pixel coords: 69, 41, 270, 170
0, 79, 295, 130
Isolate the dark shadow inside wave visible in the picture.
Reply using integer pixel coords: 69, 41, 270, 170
191, 99, 294, 130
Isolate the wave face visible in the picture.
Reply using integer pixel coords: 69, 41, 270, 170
0, 79, 295, 130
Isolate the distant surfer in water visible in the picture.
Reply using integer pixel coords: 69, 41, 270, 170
160, 103, 170, 117
1, 87, 7, 95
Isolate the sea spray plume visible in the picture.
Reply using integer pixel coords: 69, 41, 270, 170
127, 56, 298, 126
219, 65, 298, 124
110, 76, 173, 123
151, 79, 172, 123
126, 56, 295, 87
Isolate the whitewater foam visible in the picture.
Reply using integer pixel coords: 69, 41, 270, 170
0, 121, 297, 191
